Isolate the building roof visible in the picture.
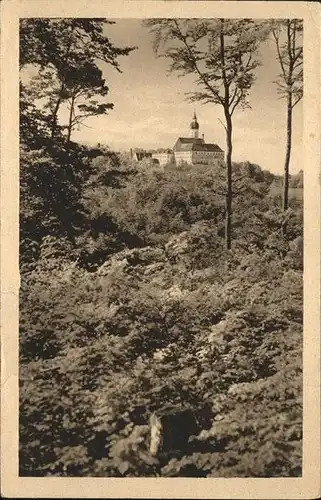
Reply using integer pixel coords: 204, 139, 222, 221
173, 137, 223, 153
152, 149, 174, 154
200, 143, 224, 152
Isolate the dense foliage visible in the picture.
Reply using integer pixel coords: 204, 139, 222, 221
18, 16, 303, 480
20, 18, 135, 145
20, 146, 303, 477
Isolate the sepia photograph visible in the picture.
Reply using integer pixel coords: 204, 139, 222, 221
1, 0, 320, 498
18, 15, 305, 478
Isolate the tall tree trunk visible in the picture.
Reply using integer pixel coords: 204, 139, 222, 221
283, 91, 292, 213
225, 113, 233, 250
50, 87, 64, 141
50, 29, 75, 141
66, 94, 75, 144
219, 18, 233, 250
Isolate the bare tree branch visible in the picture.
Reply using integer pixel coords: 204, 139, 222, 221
172, 19, 225, 106
272, 28, 287, 79
218, 118, 227, 132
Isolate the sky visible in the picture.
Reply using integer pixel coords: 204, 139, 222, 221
64, 19, 303, 175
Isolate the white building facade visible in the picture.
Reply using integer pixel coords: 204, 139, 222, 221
134, 113, 224, 168
151, 151, 175, 167
173, 113, 224, 166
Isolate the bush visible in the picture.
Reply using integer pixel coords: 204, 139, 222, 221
19, 143, 303, 477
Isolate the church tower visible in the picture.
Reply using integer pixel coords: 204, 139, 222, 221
190, 111, 199, 139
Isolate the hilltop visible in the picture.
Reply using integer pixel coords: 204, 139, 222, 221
19, 145, 303, 477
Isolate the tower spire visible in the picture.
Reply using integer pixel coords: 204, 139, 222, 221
190, 110, 199, 138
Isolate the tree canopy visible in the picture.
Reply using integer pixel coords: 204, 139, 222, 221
18, 17, 303, 480
20, 19, 136, 145
144, 18, 268, 249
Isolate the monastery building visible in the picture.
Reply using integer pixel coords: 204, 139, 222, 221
151, 113, 224, 167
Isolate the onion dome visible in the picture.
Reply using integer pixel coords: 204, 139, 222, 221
190, 111, 199, 130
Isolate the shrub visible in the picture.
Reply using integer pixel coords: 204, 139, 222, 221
19, 143, 303, 477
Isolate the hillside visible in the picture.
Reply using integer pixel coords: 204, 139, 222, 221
19, 145, 303, 477
268, 171, 303, 206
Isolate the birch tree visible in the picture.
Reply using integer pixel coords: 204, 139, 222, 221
272, 19, 303, 213
144, 18, 264, 249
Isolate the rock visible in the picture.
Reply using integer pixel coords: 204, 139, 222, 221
97, 246, 165, 276
152, 344, 176, 362
149, 406, 199, 456
143, 262, 164, 276
165, 233, 189, 258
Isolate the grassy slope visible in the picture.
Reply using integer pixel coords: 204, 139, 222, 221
268, 184, 303, 202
